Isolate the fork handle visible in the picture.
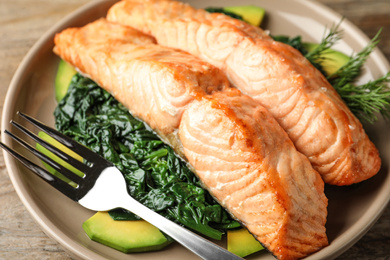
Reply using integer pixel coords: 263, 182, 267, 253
121, 195, 243, 260
79, 166, 243, 259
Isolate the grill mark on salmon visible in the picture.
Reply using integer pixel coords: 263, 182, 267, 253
53, 18, 328, 260
107, 0, 381, 186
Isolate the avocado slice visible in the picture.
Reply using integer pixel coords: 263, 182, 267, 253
227, 228, 264, 257
36, 131, 173, 253
223, 5, 265, 27
83, 212, 172, 253
55, 59, 77, 102
303, 43, 350, 76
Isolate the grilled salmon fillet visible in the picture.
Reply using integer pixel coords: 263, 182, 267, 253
54, 18, 328, 259
107, 0, 381, 186
180, 89, 328, 260
54, 18, 230, 142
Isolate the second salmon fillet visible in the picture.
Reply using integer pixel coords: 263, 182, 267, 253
107, 0, 381, 186
53, 18, 328, 260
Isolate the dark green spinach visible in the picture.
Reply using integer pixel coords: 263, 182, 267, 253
205, 7, 244, 21
54, 74, 240, 240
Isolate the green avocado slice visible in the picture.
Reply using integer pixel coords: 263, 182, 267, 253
55, 59, 77, 102
83, 212, 172, 253
223, 5, 265, 27
303, 42, 350, 76
36, 129, 173, 254
227, 228, 264, 257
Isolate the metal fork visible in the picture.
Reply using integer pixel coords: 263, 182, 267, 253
0, 112, 243, 260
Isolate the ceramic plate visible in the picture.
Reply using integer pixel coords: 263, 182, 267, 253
2, 0, 390, 259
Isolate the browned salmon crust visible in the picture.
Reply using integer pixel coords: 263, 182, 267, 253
107, 0, 381, 186
54, 18, 328, 260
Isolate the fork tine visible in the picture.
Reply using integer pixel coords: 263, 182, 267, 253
0, 141, 78, 201
10, 120, 90, 175
17, 112, 102, 163
4, 130, 84, 184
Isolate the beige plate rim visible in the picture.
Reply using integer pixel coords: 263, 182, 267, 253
2, 0, 390, 259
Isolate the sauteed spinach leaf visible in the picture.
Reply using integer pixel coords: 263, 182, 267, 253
205, 7, 244, 20
54, 74, 240, 240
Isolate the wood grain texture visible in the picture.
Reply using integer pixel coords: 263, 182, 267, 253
0, 0, 389, 259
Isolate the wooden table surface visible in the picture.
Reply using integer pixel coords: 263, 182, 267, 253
0, 0, 389, 259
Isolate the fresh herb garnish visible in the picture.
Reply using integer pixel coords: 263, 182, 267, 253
206, 6, 390, 123
328, 29, 381, 85
325, 29, 390, 123
271, 23, 343, 77
274, 27, 390, 123
54, 74, 240, 240
334, 72, 390, 123
304, 23, 343, 72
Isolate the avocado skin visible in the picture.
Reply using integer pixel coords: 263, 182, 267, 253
223, 5, 265, 27
227, 228, 264, 257
303, 43, 350, 76
55, 59, 77, 102
83, 212, 172, 253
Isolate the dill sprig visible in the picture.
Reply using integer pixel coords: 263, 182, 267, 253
328, 29, 382, 88
206, 6, 390, 123
303, 26, 390, 123
305, 22, 343, 70
276, 25, 390, 123
327, 29, 390, 123
335, 72, 390, 123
